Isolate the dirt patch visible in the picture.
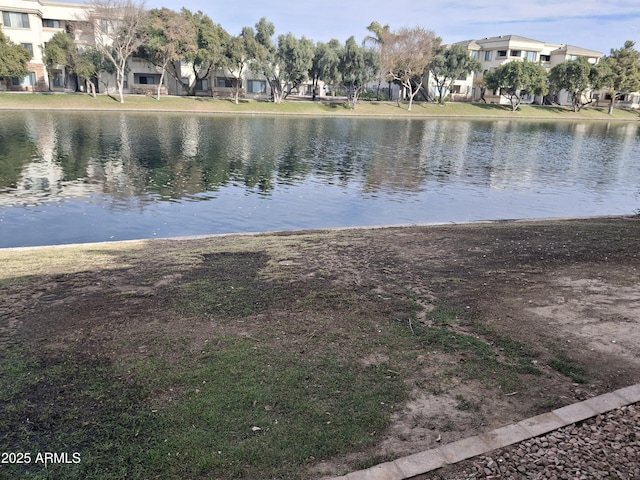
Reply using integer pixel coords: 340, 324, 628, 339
1, 216, 639, 478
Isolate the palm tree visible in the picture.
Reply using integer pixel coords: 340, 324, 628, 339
363, 21, 389, 100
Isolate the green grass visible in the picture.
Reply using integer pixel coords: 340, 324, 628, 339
0, 348, 159, 480
141, 337, 407, 479
0, 336, 407, 479
416, 305, 542, 392
549, 351, 589, 384
1, 92, 639, 120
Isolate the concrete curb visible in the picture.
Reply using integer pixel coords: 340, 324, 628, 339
327, 384, 640, 480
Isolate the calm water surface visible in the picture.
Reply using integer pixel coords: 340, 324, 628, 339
0, 111, 639, 248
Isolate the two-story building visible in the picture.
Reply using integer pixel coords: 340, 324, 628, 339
437, 35, 604, 107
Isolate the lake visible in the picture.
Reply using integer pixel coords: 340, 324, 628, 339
0, 111, 638, 248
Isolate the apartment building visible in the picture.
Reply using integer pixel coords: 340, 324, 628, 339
0, 0, 272, 98
442, 35, 604, 106
3, 2, 633, 107
0, 0, 93, 91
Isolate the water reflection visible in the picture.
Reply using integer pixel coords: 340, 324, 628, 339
0, 112, 638, 247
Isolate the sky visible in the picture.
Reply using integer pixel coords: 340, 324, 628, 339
73, 0, 640, 54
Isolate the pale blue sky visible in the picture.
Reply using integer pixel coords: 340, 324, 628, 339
75, 0, 640, 54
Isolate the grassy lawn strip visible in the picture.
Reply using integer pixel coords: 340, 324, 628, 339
0, 336, 407, 479
1, 92, 638, 120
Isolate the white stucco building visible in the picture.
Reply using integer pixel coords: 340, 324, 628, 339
0, 0, 275, 98
435, 35, 605, 107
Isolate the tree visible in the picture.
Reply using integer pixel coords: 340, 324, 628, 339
380, 27, 440, 111
142, 8, 196, 100
364, 21, 389, 47
172, 9, 229, 96
277, 33, 314, 98
245, 18, 285, 103
0, 29, 31, 80
548, 57, 601, 112
484, 60, 548, 111
309, 39, 341, 100
73, 49, 103, 98
598, 41, 640, 114
42, 31, 75, 90
225, 31, 251, 104
339, 36, 379, 109
89, 0, 148, 103
428, 43, 481, 104
364, 21, 390, 99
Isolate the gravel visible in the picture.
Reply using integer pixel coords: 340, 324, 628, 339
427, 403, 640, 479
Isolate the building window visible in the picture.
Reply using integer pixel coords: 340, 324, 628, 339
540, 55, 551, 62
484, 51, 492, 61
12, 72, 36, 86
2, 11, 30, 28
20, 43, 33, 57
525, 51, 537, 61
569, 55, 579, 61
497, 50, 507, 58
510, 50, 521, 57
52, 70, 65, 87
247, 80, 266, 93
99, 19, 117, 34
43, 19, 61, 28
216, 77, 232, 88
196, 78, 209, 90
137, 75, 156, 85
471, 51, 480, 59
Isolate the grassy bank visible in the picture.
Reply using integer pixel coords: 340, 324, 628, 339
2, 218, 640, 479
1, 92, 639, 120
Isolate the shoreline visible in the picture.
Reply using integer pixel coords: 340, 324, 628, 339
2, 214, 635, 252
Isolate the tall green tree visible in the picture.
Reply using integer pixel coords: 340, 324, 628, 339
484, 60, 548, 111
428, 43, 482, 104
0, 29, 31, 80
142, 8, 196, 100
548, 57, 601, 112
169, 9, 229, 96
380, 27, 440, 111
363, 21, 389, 48
339, 36, 379, 109
42, 31, 75, 90
363, 21, 390, 100
225, 31, 251, 104
309, 39, 341, 100
245, 18, 285, 103
73, 49, 105, 98
277, 33, 314, 98
598, 41, 640, 114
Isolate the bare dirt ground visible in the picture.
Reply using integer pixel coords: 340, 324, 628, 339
1, 216, 639, 478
